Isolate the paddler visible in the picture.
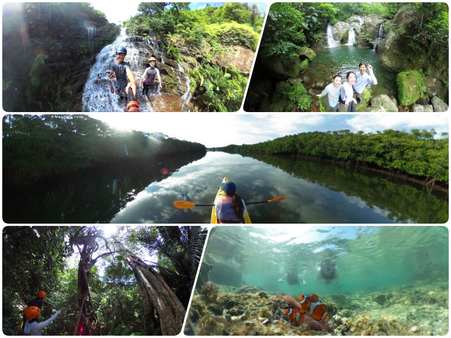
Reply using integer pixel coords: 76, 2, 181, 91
141, 57, 162, 97
107, 46, 138, 110
215, 182, 247, 223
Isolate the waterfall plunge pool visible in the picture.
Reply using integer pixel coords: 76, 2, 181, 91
306, 45, 397, 98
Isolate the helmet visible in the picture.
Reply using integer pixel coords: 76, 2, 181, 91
148, 57, 157, 63
116, 47, 127, 55
25, 306, 41, 321
37, 291, 47, 298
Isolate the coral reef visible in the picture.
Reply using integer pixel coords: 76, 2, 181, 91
187, 280, 448, 336
200, 282, 219, 302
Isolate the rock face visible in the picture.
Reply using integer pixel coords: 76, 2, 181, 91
431, 96, 449, 112
2, 3, 119, 112
334, 22, 351, 43
298, 46, 316, 61
258, 48, 301, 81
370, 94, 399, 112
358, 14, 387, 48
396, 70, 423, 106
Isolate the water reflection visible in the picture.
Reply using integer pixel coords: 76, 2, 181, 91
112, 152, 447, 223
5, 151, 447, 223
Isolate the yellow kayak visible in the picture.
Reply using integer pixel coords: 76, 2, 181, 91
211, 177, 252, 224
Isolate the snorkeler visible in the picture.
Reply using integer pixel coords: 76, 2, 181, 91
316, 258, 338, 285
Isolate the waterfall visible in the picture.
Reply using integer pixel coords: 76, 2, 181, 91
346, 28, 356, 45
87, 27, 96, 40
372, 24, 385, 51
81, 28, 191, 112
177, 63, 191, 111
326, 24, 339, 48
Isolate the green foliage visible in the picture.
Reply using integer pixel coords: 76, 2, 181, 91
3, 115, 206, 186
2, 2, 119, 112
280, 81, 312, 112
222, 129, 449, 182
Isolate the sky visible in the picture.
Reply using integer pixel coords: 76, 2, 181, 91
89, 113, 449, 148
90, 2, 267, 25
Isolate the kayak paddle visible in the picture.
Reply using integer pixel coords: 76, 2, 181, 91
173, 197, 286, 209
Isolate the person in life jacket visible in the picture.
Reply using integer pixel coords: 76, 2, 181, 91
141, 57, 162, 97
23, 306, 61, 335
215, 182, 247, 223
107, 46, 138, 110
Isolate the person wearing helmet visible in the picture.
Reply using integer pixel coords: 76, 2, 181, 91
22, 291, 47, 332
27, 291, 47, 309
24, 306, 61, 335
141, 56, 162, 98
108, 46, 137, 104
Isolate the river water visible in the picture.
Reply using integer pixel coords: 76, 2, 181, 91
4, 152, 447, 223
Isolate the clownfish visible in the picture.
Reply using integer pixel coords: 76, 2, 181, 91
284, 307, 306, 326
298, 294, 330, 322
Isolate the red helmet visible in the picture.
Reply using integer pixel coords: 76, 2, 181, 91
25, 306, 41, 321
37, 291, 47, 298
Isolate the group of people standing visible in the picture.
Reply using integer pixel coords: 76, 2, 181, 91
107, 46, 162, 111
317, 62, 378, 112
22, 291, 61, 335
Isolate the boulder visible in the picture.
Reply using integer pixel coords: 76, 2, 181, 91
300, 59, 309, 72
412, 104, 434, 112
298, 46, 316, 61
358, 14, 387, 48
377, 7, 427, 72
431, 96, 449, 112
259, 48, 301, 81
333, 22, 351, 43
370, 94, 399, 112
212, 45, 255, 74
269, 81, 291, 111
396, 70, 423, 106
357, 88, 372, 111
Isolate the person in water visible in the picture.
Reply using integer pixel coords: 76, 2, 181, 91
353, 62, 378, 103
215, 182, 247, 223
108, 46, 137, 103
339, 72, 357, 112
316, 258, 338, 285
316, 75, 342, 112
141, 57, 162, 97
23, 306, 61, 335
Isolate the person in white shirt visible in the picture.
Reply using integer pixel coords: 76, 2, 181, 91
23, 306, 61, 336
316, 75, 343, 112
353, 62, 378, 103
340, 72, 357, 112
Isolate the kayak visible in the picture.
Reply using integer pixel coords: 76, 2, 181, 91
211, 177, 252, 224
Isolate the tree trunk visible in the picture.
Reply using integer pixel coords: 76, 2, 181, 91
125, 251, 186, 335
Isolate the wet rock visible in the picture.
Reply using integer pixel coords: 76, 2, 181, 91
257, 291, 268, 299
298, 46, 316, 61
312, 79, 326, 90
370, 94, 398, 112
334, 22, 351, 43
412, 104, 434, 112
358, 14, 387, 48
431, 96, 449, 112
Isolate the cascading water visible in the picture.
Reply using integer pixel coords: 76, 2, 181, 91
346, 28, 356, 45
372, 24, 385, 51
326, 24, 340, 48
82, 28, 191, 112
87, 27, 96, 40
178, 64, 192, 111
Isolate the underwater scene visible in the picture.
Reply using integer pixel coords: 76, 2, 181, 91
186, 226, 449, 336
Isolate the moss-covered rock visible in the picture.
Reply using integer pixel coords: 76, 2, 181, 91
298, 46, 316, 61
396, 70, 423, 106
357, 88, 372, 111
299, 59, 309, 72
